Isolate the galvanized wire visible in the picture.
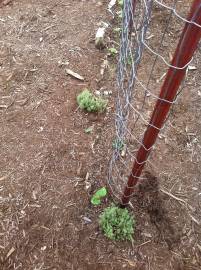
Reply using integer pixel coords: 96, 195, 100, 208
108, 0, 201, 202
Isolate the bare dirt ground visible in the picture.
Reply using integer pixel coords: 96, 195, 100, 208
0, 0, 201, 270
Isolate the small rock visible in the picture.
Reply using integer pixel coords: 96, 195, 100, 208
146, 91, 151, 97
37, 127, 44, 133
95, 90, 101, 96
95, 23, 109, 49
85, 181, 91, 191
58, 60, 69, 67
103, 91, 109, 96
121, 145, 126, 157
82, 217, 92, 224
41, 246, 47, 251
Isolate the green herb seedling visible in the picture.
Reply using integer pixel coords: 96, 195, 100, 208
85, 126, 93, 134
91, 187, 107, 205
77, 89, 107, 112
112, 138, 124, 151
113, 27, 121, 33
108, 48, 118, 57
127, 55, 132, 65
117, 10, 123, 19
118, 0, 124, 7
99, 204, 135, 241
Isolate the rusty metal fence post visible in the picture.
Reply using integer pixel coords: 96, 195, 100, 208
121, 0, 201, 206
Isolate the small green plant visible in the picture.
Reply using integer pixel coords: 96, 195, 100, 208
77, 89, 107, 112
112, 138, 124, 151
99, 204, 135, 241
91, 187, 107, 205
84, 126, 93, 134
117, 10, 123, 19
113, 27, 121, 34
108, 47, 118, 57
118, 0, 124, 7
127, 55, 132, 66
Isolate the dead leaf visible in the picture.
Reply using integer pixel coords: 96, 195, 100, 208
66, 69, 84, 81
95, 25, 108, 49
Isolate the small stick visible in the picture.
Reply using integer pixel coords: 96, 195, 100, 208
135, 240, 151, 248
160, 188, 187, 204
160, 188, 193, 211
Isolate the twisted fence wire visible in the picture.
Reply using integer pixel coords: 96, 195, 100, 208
108, 0, 201, 202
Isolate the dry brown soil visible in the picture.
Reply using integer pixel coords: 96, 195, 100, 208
0, 1, 201, 270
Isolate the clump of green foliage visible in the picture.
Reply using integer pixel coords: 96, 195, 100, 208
117, 0, 124, 19
118, 0, 124, 7
113, 27, 121, 34
99, 204, 135, 241
108, 47, 118, 57
91, 187, 107, 205
77, 89, 107, 112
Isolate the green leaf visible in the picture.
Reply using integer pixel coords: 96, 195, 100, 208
94, 187, 107, 197
113, 27, 121, 33
85, 126, 93, 134
117, 10, 123, 19
118, 0, 124, 7
91, 187, 107, 205
108, 48, 118, 56
91, 197, 101, 206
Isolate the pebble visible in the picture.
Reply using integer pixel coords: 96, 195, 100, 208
104, 91, 109, 96
104, 90, 112, 96
95, 90, 101, 96
82, 216, 92, 224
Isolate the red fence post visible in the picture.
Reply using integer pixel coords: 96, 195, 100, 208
121, 0, 201, 206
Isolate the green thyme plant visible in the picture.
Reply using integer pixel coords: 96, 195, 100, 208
99, 204, 135, 241
108, 47, 118, 57
112, 138, 124, 151
118, 0, 124, 7
77, 89, 107, 112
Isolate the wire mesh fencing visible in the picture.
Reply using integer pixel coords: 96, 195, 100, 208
108, 0, 201, 205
